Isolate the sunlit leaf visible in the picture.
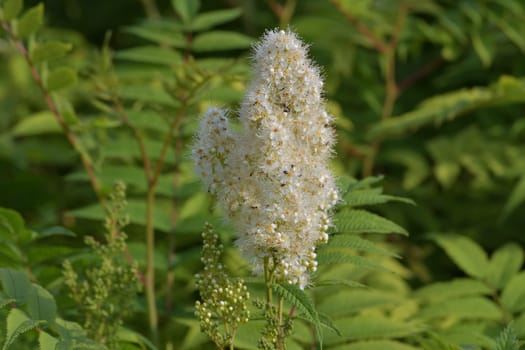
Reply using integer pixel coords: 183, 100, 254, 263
192, 31, 253, 52
15, 3, 44, 38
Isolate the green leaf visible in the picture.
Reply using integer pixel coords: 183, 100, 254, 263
329, 340, 419, 350
334, 209, 408, 236
502, 175, 525, 219
471, 30, 494, 67
68, 199, 172, 232
12, 111, 61, 136
0, 207, 25, 239
343, 187, 415, 207
515, 312, 525, 338
116, 327, 157, 350
189, 8, 242, 31
317, 289, 401, 317
317, 249, 390, 272
45, 67, 77, 91
495, 324, 519, 350
414, 278, 492, 301
324, 316, 421, 345
31, 41, 72, 65
37, 226, 76, 239
328, 235, 399, 257
172, 0, 200, 23
485, 243, 524, 289
314, 279, 366, 289
123, 25, 186, 47
192, 31, 253, 52
501, 272, 525, 313
114, 46, 182, 65
55, 318, 103, 349
273, 283, 323, 348
0, 291, 15, 308
1, 0, 23, 21
430, 234, 489, 279
2, 308, 40, 350
16, 3, 44, 38
39, 331, 58, 350
0, 268, 31, 303
26, 284, 56, 324
117, 85, 179, 107
367, 77, 525, 139
417, 297, 502, 320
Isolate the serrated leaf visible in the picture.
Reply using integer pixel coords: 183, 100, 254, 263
192, 31, 253, 52
0, 268, 31, 303
368, 77, 525, 139
329, 340, 419, 350
114, 46, 182, 65
172, 0, 200, 23
26, 284, 56, 324
324, 315, 421, 345
501, 272, 525, 313
430, 234, 489, 279
39, 331, 58, 350
495, 324, 519, 350
0, 291, 15, 308
55, 318, 103, 349
334, 209, 408, 236
414, 278, 492, 301
189, 8, 242, 31
314, 279, 366, 289
3, 308, 40, 350
2, 0, 23, 21
317, 249, 390, 272
16, 3, 43, 38
12, 111, 61, 136
328, 235, 399, 257
318, 312, 341, 336
485, 243, 524, 289
317, 289, 401, 317
273, 283, 323, 348
417, 297, 502, 320
343, 188, 415, 207
502, 175, 525, 219
46, 67, 77, 91
31, 41, 72, 64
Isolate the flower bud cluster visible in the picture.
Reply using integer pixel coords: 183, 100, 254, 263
193, 29, 338, 288
194, 224, 250, 348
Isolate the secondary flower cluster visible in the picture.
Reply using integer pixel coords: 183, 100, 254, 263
193, 29, 338, 288
195, 224, 250, 347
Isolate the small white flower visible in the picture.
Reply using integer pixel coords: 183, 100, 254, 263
193, 29, 339, 288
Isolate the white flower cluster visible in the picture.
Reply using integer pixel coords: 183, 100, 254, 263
193, 29, 338, 288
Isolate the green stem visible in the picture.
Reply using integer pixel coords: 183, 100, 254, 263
277, 296, 285, 350
264, 257, 273, 307
145, 187, 159, 345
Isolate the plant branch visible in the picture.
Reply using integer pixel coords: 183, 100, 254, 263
139, 0, 160, 19
266, 0, 298, 28
398, 56, 445, 93
112, 97, 154, 182
330, 0, 388, 53
0, 20, 108, 210
362, 2, 408, 177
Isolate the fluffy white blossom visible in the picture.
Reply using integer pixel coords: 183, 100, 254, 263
192, 29, 338, 288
